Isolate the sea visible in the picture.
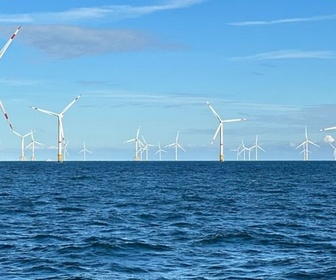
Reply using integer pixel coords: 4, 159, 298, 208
0, 161, 335, 280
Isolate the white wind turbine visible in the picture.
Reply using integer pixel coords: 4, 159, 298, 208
165, 131, 185, 161
296, 127, 319, 161
13, 130, 32, 161
231, 143, 241, 160
329, 142, 336, 160
251, 135, 265, 160
140, 136, 155, 161
125, 126, 143, 161
239, 140, 248, 161
31, 95, 81, 162
155, 142, 167, 161
79, 142, 91, 161
206, 101, 247, 162
63, 141, 70, 161
26, 130, 43, 161
0, 25, 21, 61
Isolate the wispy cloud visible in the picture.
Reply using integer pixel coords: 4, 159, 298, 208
229, 14, 336, 26
13, 25, 182, 59
230, 50, 336, 61
0, 0, 208, 24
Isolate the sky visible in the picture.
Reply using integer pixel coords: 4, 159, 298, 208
0, 0, 336, 161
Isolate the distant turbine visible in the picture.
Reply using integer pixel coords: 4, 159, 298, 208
26, 130, 43, 161
251, 135, 265, 160
31, 95, 81, 162
140, 136, 155, 161
155, 142, 167, 161
296, 127, 319, 161
231, 143, 241, 160
165, 131, 185, 161
239, 140, 247, 161
125, 126, 143, 161
13, 130, 32, 161
63, 141, 70, 161
79, 142, 91, 161
0, 25, 21, 61
206, 101, 247, 162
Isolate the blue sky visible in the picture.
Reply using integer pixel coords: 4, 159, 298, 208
0, 0, 336, 161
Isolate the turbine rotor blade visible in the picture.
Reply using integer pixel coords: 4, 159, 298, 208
60, 95, 81, 115
0, 25, 21, 60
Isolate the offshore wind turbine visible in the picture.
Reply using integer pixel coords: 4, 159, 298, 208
125, 126, 143, 161
165, 131, 185, 161
140, 136, 155, 161
206, 101, 247, 162
31, 95, 81, 162
251, 135, 265, 160
79, 142, 91, 161
13, 130, 32, 161
0, 25, 21, 61
155, 142, 167, 161
63, 141, 70, 161
296, 127, 319, 161
26, 130, 43, 161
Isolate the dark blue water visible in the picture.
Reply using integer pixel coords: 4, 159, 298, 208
0, 161, 336, 279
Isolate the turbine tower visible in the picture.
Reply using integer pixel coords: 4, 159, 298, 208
296, 127, 319, 161
125, 126, 143, 161
31, 95, 81, 162
206, 101, 247, 162
79, 142, 91, 161
13, 130, 32, 161
165, 131, 185, 161
0, 25, 21, 61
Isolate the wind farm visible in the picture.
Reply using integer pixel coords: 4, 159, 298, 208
0, 3, 336, 162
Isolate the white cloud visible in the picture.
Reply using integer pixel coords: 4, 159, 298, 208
229, 14, 336, 26
230, 50, 336, 61
0, 0, 208, 24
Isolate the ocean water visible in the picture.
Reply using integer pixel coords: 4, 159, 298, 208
0, 161, 335, 279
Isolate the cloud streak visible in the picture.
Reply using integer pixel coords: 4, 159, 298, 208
14, 25, 182, 59
229, 14, 336, 26
230, 50, 336, 61
0, 0, 208, 24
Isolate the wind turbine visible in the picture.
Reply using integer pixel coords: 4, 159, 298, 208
12, 130, 32, 161
251, 135, 265, 160
329, 142, 336, 160
296, 127, 319, 161
125, 126, 143, 161
26, 130, 43, 161
231, 143, 241, 160
206, 101, 247, 162
31, 95, 81, 162
155, 142, 167, 161
165, 131, 185, 161
63, 141, 70, 161
79, 142, 91, 161
239, 140, 248, 161
140, 136, 155, 161
0, 25, 21, 61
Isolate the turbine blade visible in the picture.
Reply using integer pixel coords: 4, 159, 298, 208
222, 118, 247, 123
31, 106, 58, 117
211, 124, 221, 144
0, 25, 21, 60
206, 101, 222, 122
60, 95, 81, 115
321, 126, 336, 131
0, 98, 14, 130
